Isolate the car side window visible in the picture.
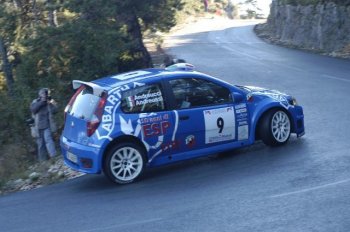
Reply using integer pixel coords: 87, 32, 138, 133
169, 78, 232, 109
121, 83, 165, 113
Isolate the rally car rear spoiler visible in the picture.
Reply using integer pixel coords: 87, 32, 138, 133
72, 80, 105, 97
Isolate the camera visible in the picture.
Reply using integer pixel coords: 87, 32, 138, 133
39, 88, 52, 101
44, 89, 52, 101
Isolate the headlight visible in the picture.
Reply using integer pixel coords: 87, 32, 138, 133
291, 97, 298, 106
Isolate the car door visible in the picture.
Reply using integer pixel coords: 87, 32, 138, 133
120, 82, 176, 163
166, 77, 238, 154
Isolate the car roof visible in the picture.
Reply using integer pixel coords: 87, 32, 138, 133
91, 68, 208, 90
72, 63, 233, 94
92, 68, 164, 89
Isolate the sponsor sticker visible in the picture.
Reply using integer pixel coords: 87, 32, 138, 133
238, 125, 249, 140
185, 135, 196, 148
112, 71, 152, 81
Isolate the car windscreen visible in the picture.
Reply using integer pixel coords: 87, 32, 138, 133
69, 87, 100, 120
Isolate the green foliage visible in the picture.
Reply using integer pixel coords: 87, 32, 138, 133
0, 4, 17, 42
15, 22, 127, 131
181, 0, 203, 16
19, 22, 124, 83
121, 0, 184, 33
174, 0, 204, 24
0, 0, 185, 185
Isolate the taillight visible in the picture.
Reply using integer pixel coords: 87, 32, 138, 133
87, 92, 107, 137
87, 119, 100, 137
64, 86, 84, 121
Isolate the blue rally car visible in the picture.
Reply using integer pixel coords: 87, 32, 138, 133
60, 63, 305, 184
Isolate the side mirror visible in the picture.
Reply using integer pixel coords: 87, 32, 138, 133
232, 92, 244, 103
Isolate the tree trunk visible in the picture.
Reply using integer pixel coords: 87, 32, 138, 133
127, 13, 153, 68
0, 37, 14, 96
47, 9, 58, 27
32, 0, 39, 27
46, 0, 58, 27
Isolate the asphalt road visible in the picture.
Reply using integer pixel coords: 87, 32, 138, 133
2, 18, 350, 232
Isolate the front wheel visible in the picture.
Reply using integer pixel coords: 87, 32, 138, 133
104, 143, 146, 184
259, 109, 291, 146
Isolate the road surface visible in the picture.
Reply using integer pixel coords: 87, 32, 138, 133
1, 18, 350, 232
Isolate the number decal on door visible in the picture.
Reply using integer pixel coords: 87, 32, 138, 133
217, 117, 224, 133
203, 107, 235, 144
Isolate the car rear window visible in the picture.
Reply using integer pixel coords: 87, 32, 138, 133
69, 87, 100, 120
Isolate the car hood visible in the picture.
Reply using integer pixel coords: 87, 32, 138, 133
237, 85, 293, 107
240, 85, 288, 96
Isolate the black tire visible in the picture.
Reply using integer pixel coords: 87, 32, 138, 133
104, 142, 146, 184
258, 109, 291, 147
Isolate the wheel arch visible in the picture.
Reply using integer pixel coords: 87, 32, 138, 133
102, 135, 148, 172
253, 106, 294, 141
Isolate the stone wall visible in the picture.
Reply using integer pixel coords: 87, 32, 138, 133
266, 0, 350, 54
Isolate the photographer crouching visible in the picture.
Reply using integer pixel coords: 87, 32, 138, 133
30, 88, 57, 162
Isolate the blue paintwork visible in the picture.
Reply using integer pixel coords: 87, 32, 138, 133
60, 66, 305, 174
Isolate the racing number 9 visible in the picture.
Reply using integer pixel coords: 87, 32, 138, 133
217, 117, 224, 133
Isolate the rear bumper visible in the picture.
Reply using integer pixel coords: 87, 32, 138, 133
60, 136, 102, 174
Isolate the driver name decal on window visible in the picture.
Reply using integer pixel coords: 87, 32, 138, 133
134, 91, 163, 106
121, 84, 165, 113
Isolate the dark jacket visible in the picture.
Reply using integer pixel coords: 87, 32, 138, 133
30, 99, 57, 136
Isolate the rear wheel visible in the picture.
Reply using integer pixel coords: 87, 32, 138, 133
104, 143, 146, 184
259, 109, 291, 146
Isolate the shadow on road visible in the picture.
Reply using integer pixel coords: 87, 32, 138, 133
71, 136, 309, 195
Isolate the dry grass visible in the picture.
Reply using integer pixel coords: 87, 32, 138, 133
0, 144, 34, 188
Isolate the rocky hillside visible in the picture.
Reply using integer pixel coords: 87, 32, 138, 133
0, 157, 84, 195
256, 0, 350, 58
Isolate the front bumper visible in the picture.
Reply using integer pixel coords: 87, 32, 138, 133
291, 105, 305, 137
60, 136, 102, 174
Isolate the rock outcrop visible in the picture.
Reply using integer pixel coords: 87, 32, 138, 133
257, 0, 350, 58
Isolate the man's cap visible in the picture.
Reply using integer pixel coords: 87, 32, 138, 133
38, 88, 49, 97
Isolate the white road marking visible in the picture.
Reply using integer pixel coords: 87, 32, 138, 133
281, 65, 304, 72
322, 74, 350, 83
220, 44, 261, 60
269, 178, 350, 198
80, 218, 163, 232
